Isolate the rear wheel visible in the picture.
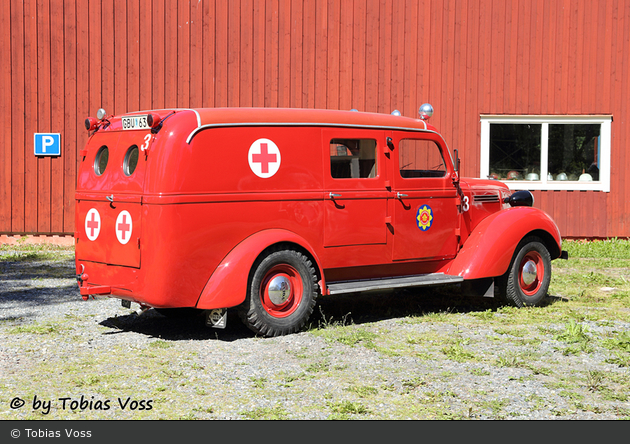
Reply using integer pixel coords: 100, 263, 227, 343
238, 248, 318, 337
496, 236, 552, 307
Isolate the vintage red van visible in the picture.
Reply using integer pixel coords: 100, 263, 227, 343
75, 106, 567, 336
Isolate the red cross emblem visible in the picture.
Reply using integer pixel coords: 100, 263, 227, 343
85, 209, 101, 241
115, 210, 133, 245
248, 138, 281, 178
252, 143, 276, 174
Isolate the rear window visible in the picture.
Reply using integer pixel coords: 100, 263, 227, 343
123, 145, 140, 176
94, 146, 109, 176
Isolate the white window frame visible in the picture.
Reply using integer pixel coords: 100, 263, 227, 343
480, 115, 612, 192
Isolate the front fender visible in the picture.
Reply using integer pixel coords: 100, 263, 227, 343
195, 229, 323, 310
447, 207, 562, 280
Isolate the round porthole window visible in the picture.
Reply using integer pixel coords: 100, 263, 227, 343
123, 145, 140, 176
94, 146, 109, 176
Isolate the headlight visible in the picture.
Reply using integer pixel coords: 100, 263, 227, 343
503, 190, 534, 207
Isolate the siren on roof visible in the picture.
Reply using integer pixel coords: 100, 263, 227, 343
419, 103, 434, 120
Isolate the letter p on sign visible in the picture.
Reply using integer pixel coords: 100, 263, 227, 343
34, 133, 61, 156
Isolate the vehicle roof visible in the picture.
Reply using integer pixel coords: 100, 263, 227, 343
106, 107, 441, 143
194, 107, 433, 129
182, 107, 439, 142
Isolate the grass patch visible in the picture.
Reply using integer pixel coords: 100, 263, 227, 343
345, 385, 378, 398
441, 339, 477, 363
304, 361, 330, 373
148, 340, 173, 349
314, 325, 377, 348
401, 376, 426, 393
8, 322, 68, 335
563, 238, 630, 259
328, 400, 369, 416
585, 371, 605, 392
480, 398, 510, 416
250, 377, 266, 389
602, 330, 630, 352
555, 320, 591, 344
470, 368, 491, 376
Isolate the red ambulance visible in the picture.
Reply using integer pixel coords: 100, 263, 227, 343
75, 106, 567, 337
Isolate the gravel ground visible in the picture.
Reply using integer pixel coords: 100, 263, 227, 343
1, 250, 629, 420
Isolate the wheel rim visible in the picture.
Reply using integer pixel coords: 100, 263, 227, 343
518, 251, 545, 296
260, 264, 303, 317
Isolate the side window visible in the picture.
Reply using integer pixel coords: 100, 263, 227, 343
399, 139, 446, 178
330, 139, 377, 179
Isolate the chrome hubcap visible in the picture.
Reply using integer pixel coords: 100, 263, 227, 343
267, 275, 292, 306
521, 260, 538, 286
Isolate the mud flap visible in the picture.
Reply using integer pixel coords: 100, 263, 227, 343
461, 278, 495, 298
205, 308, 227, 329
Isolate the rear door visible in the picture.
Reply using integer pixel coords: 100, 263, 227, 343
322, 129, 390, 247
75, 127, 154, 268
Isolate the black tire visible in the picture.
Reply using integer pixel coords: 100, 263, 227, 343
238, 248, 318, 337
496, 236, 552, 307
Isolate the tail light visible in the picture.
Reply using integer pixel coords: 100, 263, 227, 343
147, 113, 162, 129
85, 117, 98, 131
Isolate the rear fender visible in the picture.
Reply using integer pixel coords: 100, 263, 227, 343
447, 207, 562, 280
195, 229, 323, 310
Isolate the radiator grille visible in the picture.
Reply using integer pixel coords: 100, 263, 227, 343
473, 194, 500, 203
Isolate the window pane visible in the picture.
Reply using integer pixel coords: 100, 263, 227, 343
330, 139, 377, 179
94, 146, 109, 176
399, 139, 446, 178
123, 145, 140, 176
548, 124, 600, 181
489, 124, 541, 180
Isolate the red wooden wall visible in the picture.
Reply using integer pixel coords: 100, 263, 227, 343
1, 0, 629, 238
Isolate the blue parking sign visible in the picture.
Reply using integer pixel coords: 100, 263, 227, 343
34, 133, 61, 156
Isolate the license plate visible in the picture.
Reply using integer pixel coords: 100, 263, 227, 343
121, 115, 149, 130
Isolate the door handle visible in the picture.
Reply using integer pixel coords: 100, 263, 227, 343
396, 193, 408, 199
329, 193, 342, 199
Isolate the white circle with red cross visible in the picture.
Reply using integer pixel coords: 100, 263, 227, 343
115, 210, 133, 245
248, 138, 281, 178
85, 208, 101, 241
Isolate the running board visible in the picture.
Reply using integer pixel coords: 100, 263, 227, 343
326, 273, 464, 295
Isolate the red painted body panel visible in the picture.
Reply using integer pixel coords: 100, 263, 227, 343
195, 229, 323, 310
74, 107, 563, 311
447, 207, 562, 279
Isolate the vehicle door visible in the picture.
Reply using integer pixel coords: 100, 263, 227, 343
75, 126, 154, 268
322, 129, 390, 248
390, 131, 460, 261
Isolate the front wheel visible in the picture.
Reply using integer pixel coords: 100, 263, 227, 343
238, 248, 318, 337
496, 236, 552, 307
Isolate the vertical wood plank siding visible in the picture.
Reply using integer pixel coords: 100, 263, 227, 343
1, 0, 629, 237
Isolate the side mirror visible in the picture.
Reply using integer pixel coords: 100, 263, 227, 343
454, 149, 460, 173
